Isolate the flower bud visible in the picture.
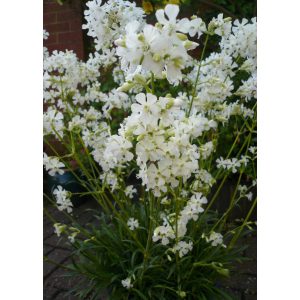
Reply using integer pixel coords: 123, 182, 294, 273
115, 38, 126, 48
184, 40, 199, 50
176, 33, 188, 41
174, 98, 183, 107
173, 57, 183, 69
137, 33, 145, 42
133, 74, 146, 85
155, 22, 163, 29
153, 53, 161, 62
117, 82, 134, 92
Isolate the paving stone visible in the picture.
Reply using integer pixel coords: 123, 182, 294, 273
43, 285, 61, 299
44, 234, 71, 250
221, 287, 242, 300
222, 273, 257, 294
44, 248, 70, 278
45, 259, 80, 290
45, 207, 72, 225
238, 258, 257, 276
44, 224, 55, 240
64, 294, 80, 300
44, 214, 52, 227
243, 293, 257, 300
245, 235, 257, 258
44, 244, 55, 256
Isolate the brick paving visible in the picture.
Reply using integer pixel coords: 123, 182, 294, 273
44, 200, 257, 299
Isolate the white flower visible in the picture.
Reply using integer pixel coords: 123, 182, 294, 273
68, 115, 86, 131
53, 186, 73, 213
208, 14, 232, 37
246, 192, 253, 201
156, 4, 180, 28
207, 231, 225, 247
102, 134, 133, 171
131, 93, 161, 127
187, 17, 207, 38
43, 108, 64, 138
216, 156, 244, 173
238, 185, 248, 195
121, 277, 133, 289
155, 4, 191, 35
53, 223, 66, 237
173, 241, 193, 258
161, 197, 171, 205
68, 228, 80, 243
43, 153, 65, 176
199, 141, 214, 159
152, 219, 175, 245
100, 171, 119, 191
116, 5, 198, 85
125, 185, 137, 199
127, 218, 139, 231
83, 0, 145, 51
176, 193, 208, 238
249, 146, 257, 155
43, 29, 49, 40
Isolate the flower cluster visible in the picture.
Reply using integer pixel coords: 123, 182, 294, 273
116, 5, 200, 85
43, 153, 65, 176
177, 193, 208, 237
153, 193, 207, 251
203, 231, 226, 247
152, 219, 175, 246
53, 186, 73, 213
216, 155, 249, 173
121, 277, 133, 289
106, 93, 217, 196
172, 240, 193, 258
83, 0, 145, 51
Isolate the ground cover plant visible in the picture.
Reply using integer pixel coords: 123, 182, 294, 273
43, 1, 257, 298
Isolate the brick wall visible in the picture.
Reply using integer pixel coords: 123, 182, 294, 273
43, 0, 85, 60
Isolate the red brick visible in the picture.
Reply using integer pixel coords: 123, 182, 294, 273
69, 20, 83, 31
46, 22, 70, 33
44, 32, 57, 44
44, 2, 69, 12
44, 12, 57, 25
56, 44, 82, 54
56, 10, 79, 22
58, 31, 82, 43
46, 46, 60, 54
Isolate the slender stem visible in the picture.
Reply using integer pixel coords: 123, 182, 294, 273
151, 72, 155, 94
140, 192, 154, 286
187, 34, 209, 117
228, 197, 257, 249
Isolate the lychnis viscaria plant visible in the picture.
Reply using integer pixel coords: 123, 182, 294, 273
43, 1, 257, 299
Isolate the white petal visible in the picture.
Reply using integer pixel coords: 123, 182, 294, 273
155, 9, 168, 25
165, 4, 179, 23
177, 18, 191, 33
135, 93, 146, 105
125, 20, 140, 34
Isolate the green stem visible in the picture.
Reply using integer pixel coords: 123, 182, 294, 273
228, 197, 257, 249
187, 34, 209, 117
